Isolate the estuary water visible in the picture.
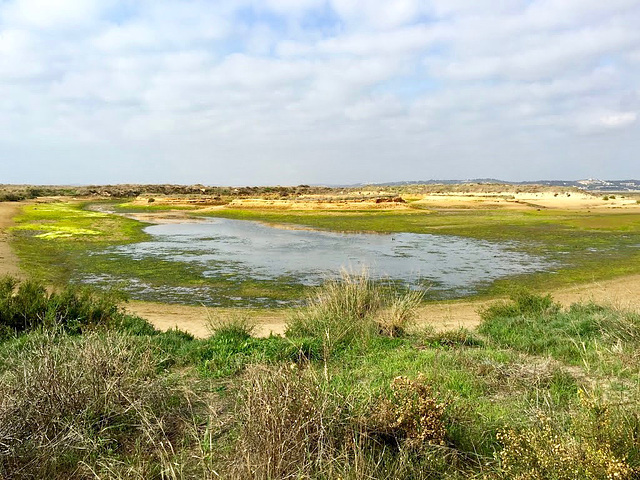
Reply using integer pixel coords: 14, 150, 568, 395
84, 218, 551, 306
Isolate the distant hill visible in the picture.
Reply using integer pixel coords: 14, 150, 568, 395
358, 179, 640, 192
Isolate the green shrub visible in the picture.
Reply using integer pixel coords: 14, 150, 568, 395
480, 291, 560, 321
0, 276, 124, 337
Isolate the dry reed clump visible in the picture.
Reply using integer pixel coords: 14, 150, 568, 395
286, 271, 424, 355
227, 366, 457, 480
0, 332, 196, 479
228, 364, 351, 479
376, 289, 424, 337
495, 398, 638, 480
367, 374, 448, 451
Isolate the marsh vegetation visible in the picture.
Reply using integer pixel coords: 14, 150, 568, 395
1, 274, 639, 479
3, 187, 640, 478
9, 199, 640, 306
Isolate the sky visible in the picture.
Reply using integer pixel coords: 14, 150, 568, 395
1, 0, 639, 185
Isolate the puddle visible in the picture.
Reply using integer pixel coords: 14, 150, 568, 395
83, 218, 552, 306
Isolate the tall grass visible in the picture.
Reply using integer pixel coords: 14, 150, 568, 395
285, 271, 423, 357
0, 331, 198, 479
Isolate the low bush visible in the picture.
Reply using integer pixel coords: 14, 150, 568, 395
496, 400, 639, 480
367, 375, 448, 450
0, 331, 198, 479
0, 276, 123, 337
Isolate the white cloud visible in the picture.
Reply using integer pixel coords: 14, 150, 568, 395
3, 0, 107, 29
1, 0, 639, 184
599, 112, 637, 128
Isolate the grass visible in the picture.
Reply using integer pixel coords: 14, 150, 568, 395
479, 294, 640, 378
1, 275, 640, 478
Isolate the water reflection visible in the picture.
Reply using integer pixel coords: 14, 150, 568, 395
85, 218, 551, 304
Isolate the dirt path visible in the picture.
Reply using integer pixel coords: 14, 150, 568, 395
2, 200, 639, 338
0, 202, 25, 279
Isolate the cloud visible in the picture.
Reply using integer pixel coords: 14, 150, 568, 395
599, 112, 637, 128
0, 0, 639, 184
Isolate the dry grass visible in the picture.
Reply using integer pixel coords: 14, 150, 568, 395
286, 271, 424, 357
228, 364, 351, 479
0, 332, 197, 479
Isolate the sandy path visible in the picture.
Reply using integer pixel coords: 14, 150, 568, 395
127, 300, 288, 337
2, 200, 639, 338
126, 274, 640, 339
0, 202, 25, 279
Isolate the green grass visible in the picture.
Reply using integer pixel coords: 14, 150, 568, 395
2, 276, 640, 478
113, 201, 203, 212
479, 294, 640, 378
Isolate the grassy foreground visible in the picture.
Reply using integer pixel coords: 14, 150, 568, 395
1, 274, 639, 479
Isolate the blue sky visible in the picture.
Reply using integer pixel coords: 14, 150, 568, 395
1, 0, 639, 185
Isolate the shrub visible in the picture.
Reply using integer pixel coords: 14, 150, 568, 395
0, 276, 124, 337
0, 332, 197, 478
496, 409, 636, 479
367, 375, 448, 450
480, 291, 560, 321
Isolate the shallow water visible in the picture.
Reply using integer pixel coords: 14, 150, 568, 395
84, 218, 551, 305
